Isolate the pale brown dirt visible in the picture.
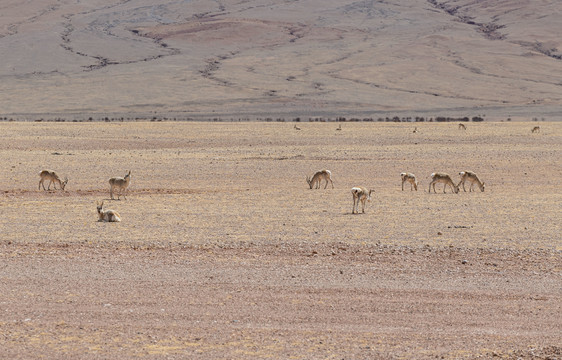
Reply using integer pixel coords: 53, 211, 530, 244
0, 121, 561, 359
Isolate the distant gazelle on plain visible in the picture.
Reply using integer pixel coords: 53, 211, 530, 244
400, 172, 418, 191
458, 123, 467, 130
532, 126, 540, 133
38, 170, 68, 191
96, 201, 121, 222
306, 169, 334, 189
109, 170, 131, 200
428, 172, 459, 194
351, 187, 373, 214
458, 171, 485, 192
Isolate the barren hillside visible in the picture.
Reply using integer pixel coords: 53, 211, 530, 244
1, 0, 561, 120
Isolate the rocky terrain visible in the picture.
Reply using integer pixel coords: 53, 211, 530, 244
0, 121, 560, 358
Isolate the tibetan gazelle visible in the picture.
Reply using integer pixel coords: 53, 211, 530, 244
306, 169, 334, 189
458, 123, 467, 130
532, 126, 540, 133
39, 170, 68, 191
400, 172, 418, 191
351, 187, 373, 214
109, 170, 131, 200
96, 201, 121, 222
458, 171, 485, 192
429, 172, 459, 194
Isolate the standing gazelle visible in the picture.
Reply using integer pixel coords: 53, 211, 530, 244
458, 171, 485, 192
96, 201, 121, 222
400, 172, 418, 191
429, 172, 459, 194
109, 170, 131, 200
351, 187, 373, 214
306, 169, 334, 189
39, 170, 68, 191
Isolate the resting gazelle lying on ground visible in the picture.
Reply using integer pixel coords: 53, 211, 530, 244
96, 201, 121, 222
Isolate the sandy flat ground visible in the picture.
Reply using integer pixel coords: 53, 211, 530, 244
0, 121, 560, 358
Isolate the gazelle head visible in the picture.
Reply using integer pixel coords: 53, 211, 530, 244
96, 201, 104, 214
480, 182, 486, 192
61, 177, 69, 190
306, 176, 312, 189
367, 189, 373, 201
125, 170, 131, 179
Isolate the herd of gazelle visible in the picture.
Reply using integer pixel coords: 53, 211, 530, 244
40, 166, 484, 220
306, 169, 485, 214
36, 123, 540, 220
39, 169, 131, 222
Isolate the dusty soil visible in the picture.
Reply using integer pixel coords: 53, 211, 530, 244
0, 121, 561, 359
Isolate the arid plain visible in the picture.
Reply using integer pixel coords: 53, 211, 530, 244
0, 121, 560, 358
1, 0, 562, 358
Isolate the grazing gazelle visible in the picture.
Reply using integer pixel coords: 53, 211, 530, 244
38, 170, 68, 191
400, 172, 418, 191
294, 124, 301, 130
96, 201, 121, 222
306, 169, 334, 189
458, 171, 485, 192
458, 123, 467, 130
351, 187, 373, 214
109, 170, 131, 200
429, 172, 459, 194
532, 126, 540, 133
